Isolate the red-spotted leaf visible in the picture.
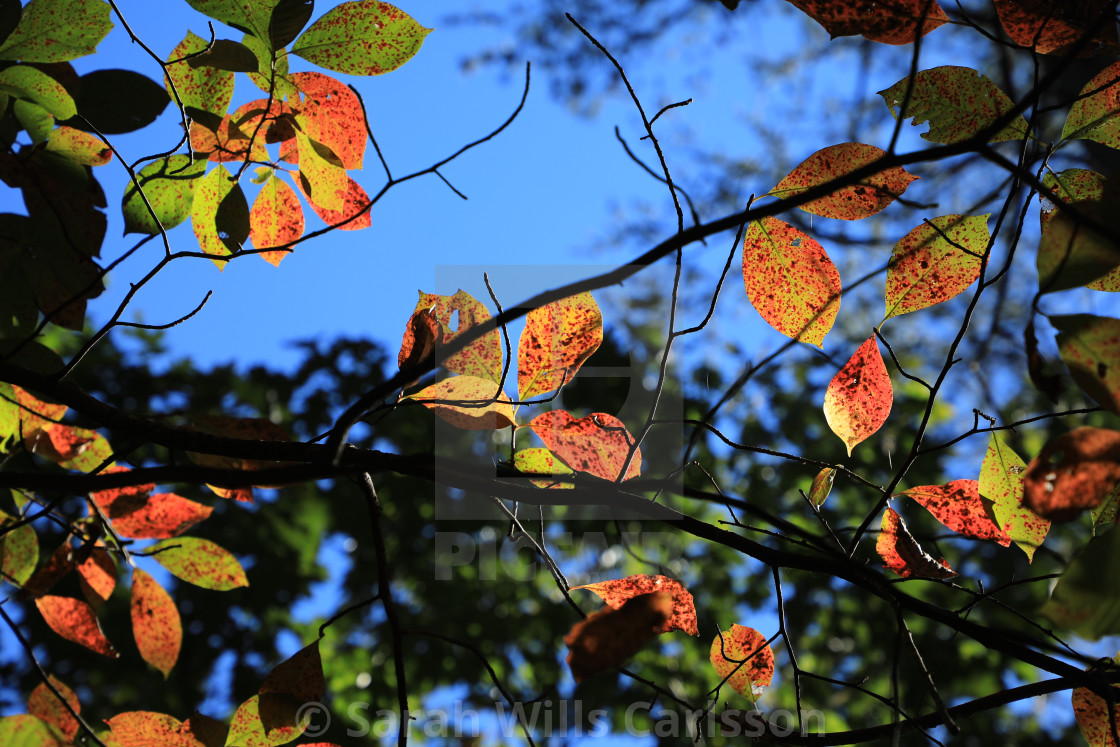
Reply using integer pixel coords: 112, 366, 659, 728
1039, 170, 1119, 291
1054, 315, 1120, 415
260, 640, 324, 703
24, 423, 112, 472
89, 465, 154, 514
808, 466, 836, 506
901, 480, 1012, 545
980, 434, 1049, 562
291, 0, 432, 76
12, 385, 67, 432
293, 171, 371, 230
107, 711, 204, 747
164, 31, 235, 116
514, 447, 575, 489
1023, 427, 1120, 521
21, 542, 78, 598
784, 0, 948, 45
1073, 671, 1120, 747
227, 694, 304, 746
709, 624, 774, 702
0, 510, 38, 587
1063, 62, 1120, 148
148, 537, 249, 591
879, 66, 1029, 144
571, 574, 698, 635
742, 217, 840, 347
884, 214, 989, 320
77, 547, 116, 607
122, 155, 207, 235
0, 714, 66, 745
289, 72, 365, 169
189, 415, 293, 473
0, 0, 113, 63
877, 507, 956, 579
189, 109, 271, 163
530, 410, 641, 481
822, 335, 893, 456
28, 677, 79, 741
769, 143, 918, 220
518, 292, 603, 399
250, 176, 304, 267
191, 165, 243, 267
36, 595, 118, 657
45, 126, 111, 166
564, 591, 674, 683
409, 290, 502, 381
108, 493, 213, 540
131, 568, 181, 679
295, 131, 346, 212
997, 0, 1120, 57
1037, 190, 1120, 292
407, 376, 515, 431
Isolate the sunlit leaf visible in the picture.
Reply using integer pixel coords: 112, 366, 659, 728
1023, 427, 1120, 521
883, 214, 989, 320
131, 569, 181, 679
164, 31, 235, 116
564, 591, 674, 683
513, 447, 575, 489
901, 480, 1012, 545
149, 537, 249, 591
185, 0, 275, 40
784, 0, 947, 45
12, 99, 52, 143
77, 547, 115, 607
769, 143, 918, 220
0, 714, 64, 745
0, 65, 76, 118
24, 422, 113, 472
1063, 62, 1120, 149
822, 335, 892, 456
709, 624, 774, 702
877, 506, 956, 579
979, 434, 1049, 562
21, 542, 78, 599
93, 491, 213, 540
407, 376, 515, 431
293, 172, 371, 230
250, 176, 304, 266
1040, 170, 1119, 292
191, 164, 243, 267
106, 711, 203, 747
291, 0, 432, 76
227, 694, 303, 746
808, 466, 836, 506
572, 575, 698, 635
290, 72, 366, 169
996, 0, 1120, 56
241, 31, 299, 99
0, 0, 113, 62
28, 676, 79, 741
1074, 678, 1120, 747
45, 126, 111, 166
1054, 314, 1120, 415
518, 292, 603, 399
742, 217, 840, 347
121, 155, 207, 235
879, 66, 1029, 144
408, 290, 502, 382
530, 410, 641, 481
295, 131, 346, 211
36, 595, 119, 657
0, 509, 37, 587
189, 109, 271, 163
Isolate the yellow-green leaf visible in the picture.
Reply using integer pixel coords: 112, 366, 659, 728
291, 0, 431, 76
979, 433, 1049, 562
518, 292, 603, 399
0, 0, 112, 62
408, 376, 515, 431
122, 155, 207, 235
884, 214, 989, 320
148, 537, 249, 590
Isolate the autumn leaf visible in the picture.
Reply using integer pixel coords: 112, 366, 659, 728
291, 0, 432, 76
295, 130, 347, 212
28, 676, 79, 741
24, 422, 112, 472
877, 506, 956, 579
884, 214, 989, 320
784, 0, 948, 45
121, 155, 207, 235
131, 569, 181, 679
36, 595, 118, 657
879, 66, 1029, 144
995, 0, 1120, 56
107, 711, 205, 747
192, 164, 249, 266
293, 172, 372, 230
397, 306, 442, 377
77, 547, 116, 607
808, 466, 836, 506
227, 694, 304, 746
822, 335, 893, 455
1023, 427, 1120, 521
530, 410, 641, 481
20, 542, 78, 598
260, 640, 325, 704
564, 591, 674, 682
149, 537, 249, 591
769, 143, 918, 220
0, 509, 38, 588
901, 480, 1012, 545
290, 72, 366, 169
407, 376, 516, 430
1063, 62, 1120, 148
406, 290, 502, 382
1039, 170, 1119, 291
1041, 528, 1120, 639
518, 292, 603, 399
164, 31, 235, 117
1053, 315, 1120, 415
0, 0, 113, 63
1037, 197, 1120, 293
250, 175, 304, 266
980, 434, 1049, 562
742, 217, 841, 347
513, 447, 575, 489
709, 624, 775, 702
1073, 675, 1120, 747
571, 574, 698, 635
45, 126, 111, 166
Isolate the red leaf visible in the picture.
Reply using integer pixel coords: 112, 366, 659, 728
293, 171, 371, 230
822, 335, 893, 455
20, 542, 78, 598
709, 624, 775, 701
742, 216, 841, 347
564, 591, 674, 682
89, 465, 154, 515
518, 292, 603, 399
250, 176, 304, 267
901, 480, 1012, 545
131, 569, 182, 679
1023, 427, 1120, 521
97, 492, 213, 540
28, 677, 80, 741
770, 143, 918, 220
876, 507, 956, 579
995, 0, 1120, 56
785, 0, 948, 45
397, 306, 442, 374
571, 574, 698, 635
290, 72, 366, 169
107, 711, 204, 747
884, 215, 989, 320
77, 547, 116, 607
36, 595, 118, 657
530, 410, 641, 481
189, 113, 270, 163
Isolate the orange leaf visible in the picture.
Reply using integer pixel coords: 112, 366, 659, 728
530, 410, 641, 481
822, 335, 893, 455
1023, 427, 1120, 521
293, 171, 371, 230
518, 292, 603, 399
36, 595, 118, 657
785, 0, 948, 44
77, 547, 116, 607
131, 569, 182, 678
13, 385, 67, 432
884, 215, 989, 320
770, 143, 918, 220
1073, 674, 1120, 747
28, 677, 79, 741
95, 492, 213, 540
876, 507, 956, 579
995, 0, 1120, 56
250, 176, 304, 267
408, 290, 503, 382
291, 72, 366, 169
571, 574, 698, 635
564, 591, 674, 682
397, 306, 443, 375
709, 624, 774, 702
189, 113, 270, 163
107, 711, 205, 747
408, 376, 516, 430
901, 480, 1012, 545
742, 216, 840, 347
21, 543, 78, 598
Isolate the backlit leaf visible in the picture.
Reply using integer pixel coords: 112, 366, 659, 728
784, 0, 947, 45
0, 0, 17, 48
189, 109, 271, 163
36, 595, 118, 657
185, 0, 275, 40
514, 447, 575, 489
397, 306, 441, 377
1073, 658, 1120, 746
808, 466, 836, 506
1023, 427, 1120, 521
407, 376, 515, 431
93, 491, 213, 540
1040, 170, 1119, 292
518, 292, 603, 399
28, 677, 79, 741
21, 541, 77, 598
241, 31, 299, 99
12, 98, 52, 143
410, 290, 502, 382
24, 422, 112, 472
250, 176, 304, 266
709, 624, 774, 702
0, 714, 66, 746
564, 592, 674, 683
996, 0, 1120, 57
572, 574, 698, 635
742, 217, 840, 347
0, 65, 76, 118
45, 126, 111, 166
290, 72, 366, 169
0, 509, 37, 587
1063, 62, 1120, 148
0, 0, 113, 62
1054, 314, 1120, 415
979, 434, 1049, 562
879, 66, 1029, 144
901, 480, 1012, 545
769, 143, 917, 220
107, 711, 203, 747
164, 31, 235, 116
822, 335, 892, 456
530, 410, 641, 481
227, 694, 303, 746
295, 130, 346, 211
121, 155, 207, 235
293, 172, 371, 230
877, 507, 956, 579
149, 537, 249, 591
131, 569, 181, 679
77, 547, 115, 607
884, 214, 989, 320
191, 164, 241, 267
291, 0, 431, 76
1093, 483, 1120, 527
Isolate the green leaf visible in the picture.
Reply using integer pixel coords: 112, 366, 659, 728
978, 434, 1049, 562
1037, 187, 1120, 293
185, 0, 277, 40
165, 31, 235, 116
884, 214, 989, 320
12, 98, 53, 143
0, 508, 38, 587
215, 181, 250, 254
1053, 314, 1120, 415
240, 31, 299, 99
1041, 527, 1120, 640
514, 447, 575, 489
1062, 61, 1120, 148
879, 66, 1029, 144
808, 466, 835, 507
148, 537, 249, 590
1092, 482, 1120, 527
0, 65, 76, 118
291, 0, 431, 76
0, 0, 21, 50
191, 164, 242, 266
1040, 170, 1119, 292
65, 69, 169, 135
295, 130, 346, 211
122, 155, 207, 235
0, 0, 113, 63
